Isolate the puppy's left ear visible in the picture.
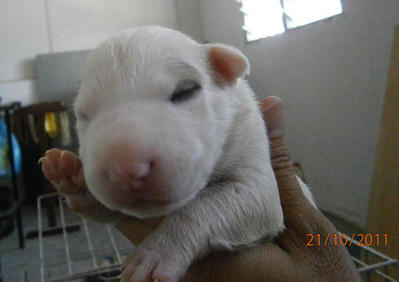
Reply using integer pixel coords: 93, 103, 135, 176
207, 44, 250, 87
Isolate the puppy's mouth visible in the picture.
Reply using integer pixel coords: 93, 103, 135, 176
115, 187, 199, 218
118, 196, 178, 218
110, 189, 173, 209
134, 197, 171, 206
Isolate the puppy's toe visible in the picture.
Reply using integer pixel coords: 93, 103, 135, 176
40, 149, 62, 181
152, 263, 181, 282
40, 149, 86, 195
121, 249, 183, 282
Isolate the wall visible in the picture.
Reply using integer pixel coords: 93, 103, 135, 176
0, 0, 178, 105
174, 0, 204, 43
199, 0, 399, 228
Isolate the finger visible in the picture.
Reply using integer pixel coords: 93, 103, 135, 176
182, 244, 296, 282
259, 97, 312, 223
259, 96, 284, 139
260, 98, 340, 237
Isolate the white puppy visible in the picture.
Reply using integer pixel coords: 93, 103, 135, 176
45, 26, 314, 281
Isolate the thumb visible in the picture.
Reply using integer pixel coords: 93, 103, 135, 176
259, 97, 311, 223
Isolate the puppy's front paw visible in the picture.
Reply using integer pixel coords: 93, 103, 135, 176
121, 241, 188, 282
40, 149, 86, 194
40, 149, 122, 223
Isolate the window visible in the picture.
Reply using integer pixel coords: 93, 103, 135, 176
239, 0, 343, 41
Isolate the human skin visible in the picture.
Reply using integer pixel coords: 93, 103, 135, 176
40, 96, 361, 282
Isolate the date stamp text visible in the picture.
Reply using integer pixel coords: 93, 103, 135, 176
306, 233, 388, 247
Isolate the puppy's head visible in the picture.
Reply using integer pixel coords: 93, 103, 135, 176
74, 26, 249, 218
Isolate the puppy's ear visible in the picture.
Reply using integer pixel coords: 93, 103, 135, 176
207, 44, 250, 87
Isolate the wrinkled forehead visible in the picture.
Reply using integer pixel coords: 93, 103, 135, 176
80, 31, 205, 94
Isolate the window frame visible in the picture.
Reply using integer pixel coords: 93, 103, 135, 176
238, 0, 344, 43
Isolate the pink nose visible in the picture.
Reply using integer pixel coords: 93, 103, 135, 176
103, 142, 153, 191
108, 161, 150, 184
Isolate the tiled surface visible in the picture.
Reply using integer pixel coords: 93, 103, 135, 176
1, 204, 42, 282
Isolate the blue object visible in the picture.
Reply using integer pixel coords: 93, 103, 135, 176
0, 118, 22, 177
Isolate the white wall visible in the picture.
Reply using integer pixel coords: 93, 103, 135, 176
174, 0, 204, 43
199, 0, 399, 228
0, 0, 178, 105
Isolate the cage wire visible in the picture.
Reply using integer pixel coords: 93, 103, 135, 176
36, 193, 398, 282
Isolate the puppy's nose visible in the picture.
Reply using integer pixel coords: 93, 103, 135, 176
108, 161, 150, 185
103, 142, 152, 191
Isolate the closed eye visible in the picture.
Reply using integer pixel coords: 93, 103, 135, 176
170, 80, 201, 104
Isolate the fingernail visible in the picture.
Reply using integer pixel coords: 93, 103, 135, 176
38, 157, 44, 165
261, 97, 283, 114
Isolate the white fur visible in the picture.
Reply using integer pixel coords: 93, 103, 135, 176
74, 26, 315, 281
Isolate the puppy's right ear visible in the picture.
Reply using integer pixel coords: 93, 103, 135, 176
207, 44, 250, 87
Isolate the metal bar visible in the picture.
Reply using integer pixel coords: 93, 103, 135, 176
343, 234, 398, 263
372, 268, 397, 281
58, 196, 72, 274
352, 257, 398, 282
106, 225, 122, 264
27, 224, 80, 239
371, 268, 397, 282
37, 194, 399, 281
352, 256, 366, 266
82, 218, 98, 268
45, 265, 121, 282
279, 0, 288, 31
38, 195, 45, 282
38, 193, 134, 281
364, 248, 371, 282
42, 248, 123, 269
358, 260, 398, 273
357, 241, 397, 262
384, 265, 389, 282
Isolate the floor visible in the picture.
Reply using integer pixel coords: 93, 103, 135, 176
0, 201, 133, 282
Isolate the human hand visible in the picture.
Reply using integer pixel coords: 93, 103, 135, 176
181, 96, 361, 282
